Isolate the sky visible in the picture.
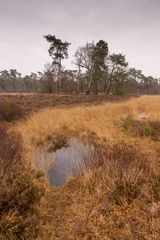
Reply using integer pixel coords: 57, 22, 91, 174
0, 0, 160, 77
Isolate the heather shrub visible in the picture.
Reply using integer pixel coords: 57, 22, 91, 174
0, 100, 23, 122
122, 116, 160, 140
0, 123, 22, 177
0, 124, 45, 240
152, 174, 160, 202
108, 179, 141, 205
93, 140, 152, 182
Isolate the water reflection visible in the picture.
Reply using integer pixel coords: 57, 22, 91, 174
34, 137, 95, 187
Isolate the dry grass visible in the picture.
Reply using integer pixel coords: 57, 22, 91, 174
3, 95, 160, 239
127, 95, 160, 120
17, 95, 160, 156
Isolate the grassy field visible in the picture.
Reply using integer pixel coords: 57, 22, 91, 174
0, 95, 160, 239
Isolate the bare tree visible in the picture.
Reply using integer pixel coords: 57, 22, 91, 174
74, 42, 95, 94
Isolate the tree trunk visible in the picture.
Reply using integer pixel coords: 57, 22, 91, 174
76, 66, 81, 94
57, 60, 62, 94
93, 78, 98, 95
86, 72, 92, 95
106, 68, 114, 95
104, 76, 108, 93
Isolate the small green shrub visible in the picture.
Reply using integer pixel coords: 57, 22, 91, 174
122, 116, 160, 140
122, 115, 134, 130
143, 123, 153, 136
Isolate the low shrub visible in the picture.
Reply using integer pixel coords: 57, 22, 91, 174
122, 115, 134, 130
108, 179, 141, 205
152, 174, 160, 202
0, 100, 23, 122
122, 116, 160, 140
0, 123, 22, 177
93, 140, 152, 182
0, 124, 45, 240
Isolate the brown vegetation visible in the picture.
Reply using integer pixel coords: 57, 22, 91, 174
0, 95, 160, 239
0, 124, 48, 240
48, 141, 159, 239
123, 116, 160, 140
0, 100, 23, 122
0, 93, 133, 115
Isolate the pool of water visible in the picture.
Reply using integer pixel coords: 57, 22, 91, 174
34, 137, 95, 187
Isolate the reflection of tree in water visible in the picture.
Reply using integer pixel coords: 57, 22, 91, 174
35, 137, 95, 187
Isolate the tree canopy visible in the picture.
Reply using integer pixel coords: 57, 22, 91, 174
0, 35, 159, 95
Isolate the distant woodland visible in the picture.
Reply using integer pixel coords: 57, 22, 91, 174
1, 35, 160, 95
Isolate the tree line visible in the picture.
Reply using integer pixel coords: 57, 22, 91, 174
0, 35, 160, 95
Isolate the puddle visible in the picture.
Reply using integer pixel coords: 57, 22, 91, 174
34, 137, 95, 187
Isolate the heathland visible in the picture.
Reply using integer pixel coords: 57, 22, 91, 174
0, 94, 160, 240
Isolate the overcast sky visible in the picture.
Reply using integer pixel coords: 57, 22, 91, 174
0, 0, 160, 77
